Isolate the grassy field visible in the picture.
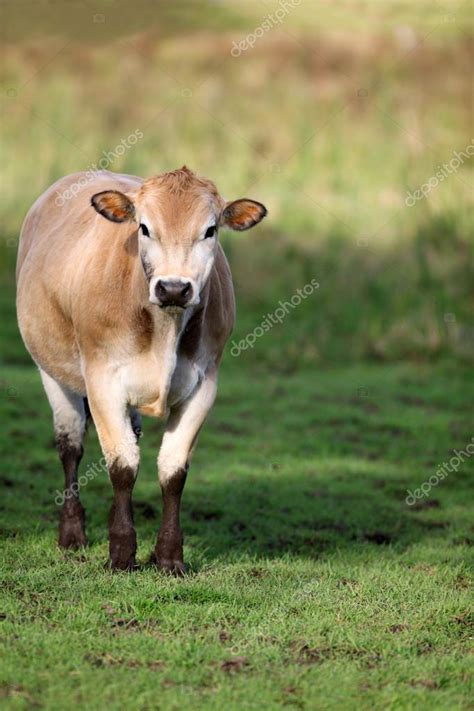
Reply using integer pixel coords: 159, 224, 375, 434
1, 357, 473, 709
0, 1, 473, 709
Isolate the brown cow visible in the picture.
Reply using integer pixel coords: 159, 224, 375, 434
16, 167, 266, 572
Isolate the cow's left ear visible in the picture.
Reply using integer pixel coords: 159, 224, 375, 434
221, 199, 267, 231
91, 190, 136, 223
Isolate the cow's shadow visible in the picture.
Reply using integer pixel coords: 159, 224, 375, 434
129, 461, 457, 567
1, 411, 466, 568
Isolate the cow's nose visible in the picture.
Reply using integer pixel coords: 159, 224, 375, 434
156, 279, 193, 308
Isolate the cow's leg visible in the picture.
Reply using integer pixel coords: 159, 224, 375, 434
154, 370, 217, 575
40, 369, 87, 549
86, 375, 140, 570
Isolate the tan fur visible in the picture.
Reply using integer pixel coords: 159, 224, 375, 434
16, 168, 265, 569
17, 169, 234, 403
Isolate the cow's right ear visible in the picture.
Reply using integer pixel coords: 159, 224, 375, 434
91, 190, 136, 223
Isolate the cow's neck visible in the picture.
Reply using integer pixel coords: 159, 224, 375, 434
129, 257, 192, 417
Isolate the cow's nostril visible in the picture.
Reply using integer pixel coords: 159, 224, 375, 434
181, 282, 191, 298
157, 280, 168, 299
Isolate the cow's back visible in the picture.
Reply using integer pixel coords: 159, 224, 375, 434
16, 170, 142, 280
16, 171, 142, 390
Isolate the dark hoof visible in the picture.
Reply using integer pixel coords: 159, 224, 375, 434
107, 557, 138, 572
150, 551, 186, 576
59, 502, 87, 549
109, 529, 137, 571
153, 531, 185, 576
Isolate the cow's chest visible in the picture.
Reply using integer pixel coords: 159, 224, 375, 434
123, 349, 202, 419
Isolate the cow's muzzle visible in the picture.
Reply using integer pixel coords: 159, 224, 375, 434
155, 279, 193, 309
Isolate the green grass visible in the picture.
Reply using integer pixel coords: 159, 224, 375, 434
1, 1, 473, 707
1, 356, 473, 709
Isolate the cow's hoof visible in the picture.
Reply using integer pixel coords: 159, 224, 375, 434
151, 553, 186, 577
59, 527, 88, 549
160, 560, 187, 577
107, 556, 138, 572
109, 530, 137, 571
59, 503, 87, 549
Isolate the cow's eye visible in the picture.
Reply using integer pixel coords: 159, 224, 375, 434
140, 223, 150, 237
204, 225, 216, 239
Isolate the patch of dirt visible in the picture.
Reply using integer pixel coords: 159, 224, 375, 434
411, 499, 440, 511
85, 653, 164, 669
281, 686, 303, 709
364, 652, 382, 669
453, 575, 471, 589
452, 612, 474, 631
247, 567, 268, 578
0, 684, 37, 704
397, 395, 427, 407
337, 578, 359, 588
389, 624, 408, 633
111, 617, 140, 630
294, 644, 327, 665
417, 520, 448, 530
364, 531, 392, 545
289, 641, 382, 668
220, 656, 248, 673
416, 641, 434, 655
409, 679, 439, 690
101, 603, 116, 616
189, 508, 222, 522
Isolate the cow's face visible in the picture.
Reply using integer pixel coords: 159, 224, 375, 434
91, 167, 266, 310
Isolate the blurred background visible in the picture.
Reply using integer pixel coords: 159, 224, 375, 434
0, 0, 472, 367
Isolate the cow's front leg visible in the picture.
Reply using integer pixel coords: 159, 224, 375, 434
86, 374, 140, 570
154, 370, 217, 575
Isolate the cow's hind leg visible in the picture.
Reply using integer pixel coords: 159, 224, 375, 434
40, 369, 87, 548
154, 370, 217, 575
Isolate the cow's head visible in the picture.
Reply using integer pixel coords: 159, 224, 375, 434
91, 166, 266, 310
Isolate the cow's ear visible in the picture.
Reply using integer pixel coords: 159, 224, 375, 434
221, 199, 267, 231
91, 190, 136, 223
